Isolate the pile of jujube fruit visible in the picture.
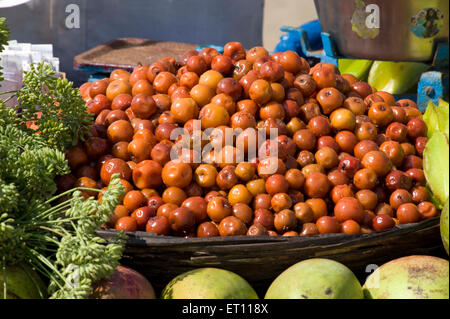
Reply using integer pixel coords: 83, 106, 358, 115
58, 41, 438, 238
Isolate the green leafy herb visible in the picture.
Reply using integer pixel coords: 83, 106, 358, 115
1, 17, 125, 299
14, 63, 94, 151
0, 124, 69, 215
1, 174, 126, 299
48, 175, 126, 299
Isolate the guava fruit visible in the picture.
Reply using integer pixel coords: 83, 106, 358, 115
161, 268, 258, 299
441, 199, 449, 254
264, 258, 364, 299
423, 131, 449, 206
91, 265, 156, 299
0, 263, 47, 299
363, 255, 449, 299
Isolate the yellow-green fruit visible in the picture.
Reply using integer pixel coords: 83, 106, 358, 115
338, 59, 373, 81
441, 200, 449, 254
161, 268, 258, 299
423, 99, 449, 139
265, 258, 364, 299
423, 131, 449, 206
368, 61, 429, 94
363, 255, 449, 299
0, 264, 47, 299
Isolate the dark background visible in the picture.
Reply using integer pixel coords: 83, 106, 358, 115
1, 0, 264, 84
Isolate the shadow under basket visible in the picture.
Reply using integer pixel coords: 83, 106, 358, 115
97, 217, 445, 294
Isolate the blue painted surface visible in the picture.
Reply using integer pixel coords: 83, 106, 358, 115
283, 27, 338, 66
297, 28, 321, 59
274, 20, 322, 56
321, 33, 338, 59
417, 71, 447, 112
274, 29, 302, 54
196, 45, 224, 54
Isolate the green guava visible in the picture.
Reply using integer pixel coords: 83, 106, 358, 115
161, 268, 258, 299
363, 255, 449, 299
264, 258, 364, 299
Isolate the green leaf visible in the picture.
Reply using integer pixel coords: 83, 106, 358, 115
423, 99, 449, 139
48, 175, 126, 299
423, 101, 440, 138
0, 263, 47, 299
424, 131, 449, 206
15, 62, 93, 151
368, 61, 430, 94
437, 99, 449, 139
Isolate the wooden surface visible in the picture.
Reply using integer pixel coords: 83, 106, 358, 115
97, 217, 444, 294
74, 38, 198, 71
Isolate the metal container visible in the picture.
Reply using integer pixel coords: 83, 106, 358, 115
314, 0, 449, 61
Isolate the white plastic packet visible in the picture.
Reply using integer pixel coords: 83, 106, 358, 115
0, 40, 59, 106
0, 0, 32, 8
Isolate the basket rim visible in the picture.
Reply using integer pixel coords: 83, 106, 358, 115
97, 216, 440, 246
